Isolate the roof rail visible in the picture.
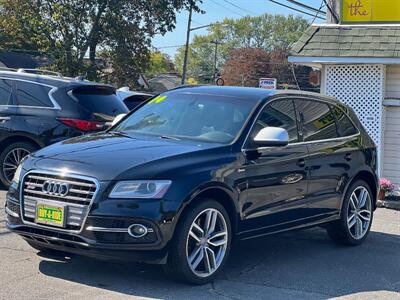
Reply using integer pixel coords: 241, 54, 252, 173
17, 68, 63, 78
0, 67, 18, 72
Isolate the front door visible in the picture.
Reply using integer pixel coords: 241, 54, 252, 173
240, 99, 309, 234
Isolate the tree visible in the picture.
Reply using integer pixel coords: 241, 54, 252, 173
146, 51, 175, 78
222, 48, 271, 87
0, 0, 201, 86
174, 13, 309, 83
222, 48, 317, 90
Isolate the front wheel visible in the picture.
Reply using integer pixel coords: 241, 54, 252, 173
327, 180, 374, 246
166, 199, 231, 285
0, 142, 36, 187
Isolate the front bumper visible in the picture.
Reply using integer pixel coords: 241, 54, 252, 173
5, 183, 181, 263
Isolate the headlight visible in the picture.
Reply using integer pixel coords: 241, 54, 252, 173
109, 180, 172, 199
12, 163, 23, 185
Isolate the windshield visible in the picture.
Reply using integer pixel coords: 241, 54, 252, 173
113, 92, 257, 144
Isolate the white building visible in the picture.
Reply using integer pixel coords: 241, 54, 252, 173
289, 3, 400, 186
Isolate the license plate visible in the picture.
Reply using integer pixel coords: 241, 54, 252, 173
35, 202, 65, 227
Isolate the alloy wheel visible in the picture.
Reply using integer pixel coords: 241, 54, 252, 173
186, 208, 228, 278
2, 148, 30, 183
347, 186, 372, 240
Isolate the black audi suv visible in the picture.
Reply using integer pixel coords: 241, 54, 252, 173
0, 69, 128, 187
6, 86, 378, 284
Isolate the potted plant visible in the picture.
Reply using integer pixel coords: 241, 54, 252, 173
379, 178, 395, 200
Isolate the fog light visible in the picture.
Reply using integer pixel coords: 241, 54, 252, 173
128, 224, 148, 238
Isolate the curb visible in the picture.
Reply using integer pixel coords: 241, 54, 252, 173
377, 199, 400, 211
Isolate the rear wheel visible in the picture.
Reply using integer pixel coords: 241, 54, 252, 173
0, 142, 36, 187
327, 180, 373, 246
166, 199, 231, 285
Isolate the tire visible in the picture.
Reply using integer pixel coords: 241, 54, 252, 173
326, 180, 374, 246
165, 199, 232, 285
0, 141, 37, 187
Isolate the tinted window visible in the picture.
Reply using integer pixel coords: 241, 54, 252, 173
114, 92, 256, 144
295, 100, 338, 142
16, 81, 53, 107
331, 105, 358, 137
250, 100, 299, 143
0, 79, 12, 105
72, 86, 128, 116
124, 95, 151, 110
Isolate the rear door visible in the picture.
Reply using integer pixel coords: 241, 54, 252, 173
13, 80, 58, 142
0, 79, 16, 138
295, 98, 357, 218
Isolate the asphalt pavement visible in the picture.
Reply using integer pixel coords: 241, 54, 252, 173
0, 190, 399, 300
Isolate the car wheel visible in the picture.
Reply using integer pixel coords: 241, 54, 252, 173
327, 180, 374, 246
166, 199, 231, 284
0, 142, 36, 187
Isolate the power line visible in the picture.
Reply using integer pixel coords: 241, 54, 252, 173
266, 0, 325, 20
209, 0, 246, 18
154, 44, 186, 49
323, 0, 339, 23
286, 0, 326, 15
221, 0, 256, 15
310, 1, 325, 24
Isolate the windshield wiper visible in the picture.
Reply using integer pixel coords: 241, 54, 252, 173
160, 135, 181, 141
109, 131, 133, 138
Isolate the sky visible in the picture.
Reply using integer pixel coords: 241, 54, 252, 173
152, 0, 327, 58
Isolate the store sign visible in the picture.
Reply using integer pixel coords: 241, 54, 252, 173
342, 0, 400, 23
259, 78, 277, 90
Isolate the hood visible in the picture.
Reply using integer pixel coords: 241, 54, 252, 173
28, 132, 220, 181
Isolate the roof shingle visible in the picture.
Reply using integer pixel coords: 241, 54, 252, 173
290, 25, 400, 58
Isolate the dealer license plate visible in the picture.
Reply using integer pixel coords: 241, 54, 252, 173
35, 202, 65, 227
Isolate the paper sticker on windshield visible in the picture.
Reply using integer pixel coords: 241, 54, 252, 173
149, 95, 167, 104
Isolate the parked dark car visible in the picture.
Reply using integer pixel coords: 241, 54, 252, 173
0, 69, 128, 187
6, 86, 378, 284
116, 89, 152, 110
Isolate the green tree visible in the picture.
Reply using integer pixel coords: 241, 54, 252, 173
146, 51, 175, 78
0, 0, 201, 86
174, 13, 309, 83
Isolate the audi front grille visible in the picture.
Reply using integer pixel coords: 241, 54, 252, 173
21, 171, 98, 231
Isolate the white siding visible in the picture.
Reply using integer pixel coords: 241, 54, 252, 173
386, 65, 400, 98
383, 65, 400, 186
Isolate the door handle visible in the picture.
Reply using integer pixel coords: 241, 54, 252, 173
0, 117, 10, 123
345, 153, 352, 161
297, 159, 306, 168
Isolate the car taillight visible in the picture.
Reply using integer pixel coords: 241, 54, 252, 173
58, 118, 105, 132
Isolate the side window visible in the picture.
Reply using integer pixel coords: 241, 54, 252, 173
15, 81, 53, 107
250, 100, 299, 144
0, 79, 13, 105
295, 100, 338, 142
331, 105, 358, 137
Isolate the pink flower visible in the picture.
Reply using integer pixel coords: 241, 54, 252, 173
379, 178, 395, 193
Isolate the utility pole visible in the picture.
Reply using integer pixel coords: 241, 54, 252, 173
325, 0, 340, 24
210, 40, 223, 84
181, 6, 192, 85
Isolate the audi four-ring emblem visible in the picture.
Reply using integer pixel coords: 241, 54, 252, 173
42, 181, 70, 197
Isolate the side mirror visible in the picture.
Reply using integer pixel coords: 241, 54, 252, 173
111, 113, 127, 127
253, 127, 289, 147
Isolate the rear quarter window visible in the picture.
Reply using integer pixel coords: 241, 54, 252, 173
331, 105, 358, 137
71, 86, 128, 116
16, 81, 53, 107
